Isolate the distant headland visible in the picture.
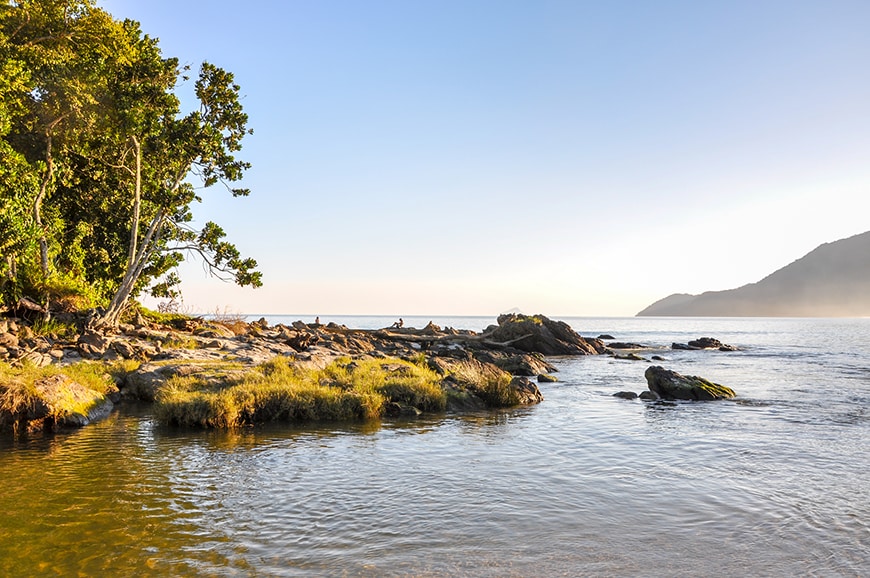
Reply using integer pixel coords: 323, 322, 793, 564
637, 230, 870, 317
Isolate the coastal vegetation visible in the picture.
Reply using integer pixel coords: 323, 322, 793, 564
154, 355, 534, 428
0, 0, 261, 327
0, 358, 124, 431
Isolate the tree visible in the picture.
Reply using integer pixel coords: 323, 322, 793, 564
1, 1, 261, 324
89, 47, 262, 328
1, 0, 126, 314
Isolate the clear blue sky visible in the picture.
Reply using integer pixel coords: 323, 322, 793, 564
101, 0, 870, 317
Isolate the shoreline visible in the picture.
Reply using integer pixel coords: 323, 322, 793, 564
0, 313, 603, 433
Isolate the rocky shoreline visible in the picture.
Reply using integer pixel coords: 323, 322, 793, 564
0, 312, 738, 433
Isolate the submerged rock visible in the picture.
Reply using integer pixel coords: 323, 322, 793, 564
644, 365, 736, 401
673, 337, 738, 351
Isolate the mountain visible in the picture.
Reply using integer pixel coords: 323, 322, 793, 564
637, 230, 870, 317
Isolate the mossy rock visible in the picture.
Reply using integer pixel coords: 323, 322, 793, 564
644, 365, 736, 401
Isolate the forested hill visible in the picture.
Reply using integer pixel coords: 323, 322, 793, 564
636, 231, 870, 317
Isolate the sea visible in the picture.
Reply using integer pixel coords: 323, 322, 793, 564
0, 316, 867, 576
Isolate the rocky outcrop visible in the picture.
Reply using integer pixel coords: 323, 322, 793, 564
2, 312, 608, 427
644, 366, 736, 401
672, 337, 738, 351
483, 314, 605, 355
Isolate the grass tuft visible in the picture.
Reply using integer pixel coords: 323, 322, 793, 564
446, 360, 519, 407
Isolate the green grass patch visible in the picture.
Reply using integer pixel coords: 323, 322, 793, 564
155, 356, 447, 428
31, 317, 78, 339
162, 336, 200, 350
135, 306, 200, 329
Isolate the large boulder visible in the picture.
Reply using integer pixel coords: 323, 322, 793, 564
510, 376, 544, 405
484, 314, 604, 355
644, 366, 736, 401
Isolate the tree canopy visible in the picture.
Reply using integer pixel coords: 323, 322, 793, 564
0, 0, 261, 325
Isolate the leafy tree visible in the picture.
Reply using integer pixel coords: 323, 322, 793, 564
1, 1, 262, 324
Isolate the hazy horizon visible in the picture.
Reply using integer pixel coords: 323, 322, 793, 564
103, 0, 870, 317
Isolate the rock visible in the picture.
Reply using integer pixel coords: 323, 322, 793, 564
687, 337, 724, 349
0, 320, 7, 334
510, 376, 544, 405
0, 332, 19, 348
614, 391, 638, 399
384, 402, 422, 418
30, 374, 113, 430
111, 340, 138, 360
614, 352, 647, 361
639, 391, 658, 401
537, 373, 558, 383
286, 331, 314, 352
485, 314, 604, 355
608, 342, 646, 349
123, 363, 184, 401
474, 350, 556, 376
597, 334, 615, 340
22, 351, 52, 367
651, 355, 666, 361
673, 337, 738, 352
77, 330, 110, 358
421, 321, 442, 335
644, 365, 736, 401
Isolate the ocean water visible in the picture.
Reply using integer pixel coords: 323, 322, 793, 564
0, 317, 867, 576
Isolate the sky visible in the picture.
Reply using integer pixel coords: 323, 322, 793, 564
99, 0, 870, 317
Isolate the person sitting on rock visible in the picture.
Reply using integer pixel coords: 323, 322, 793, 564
391, 318, 404, 329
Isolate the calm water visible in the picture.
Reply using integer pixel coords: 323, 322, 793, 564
1, 317, 868, 576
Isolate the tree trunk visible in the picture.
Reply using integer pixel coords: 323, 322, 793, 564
34, 131, 54, 321
127, 136, 141, 270
91, 208, 165, 329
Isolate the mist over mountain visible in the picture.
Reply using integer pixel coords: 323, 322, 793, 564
637, 231, 870, 317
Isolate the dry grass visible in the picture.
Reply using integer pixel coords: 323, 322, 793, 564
445, 359, 519, 407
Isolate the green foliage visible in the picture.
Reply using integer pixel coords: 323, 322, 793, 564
19, 268, 103, 312
31, 317, 77, 339
0, 1, 261, 316
134, 305, 198, 329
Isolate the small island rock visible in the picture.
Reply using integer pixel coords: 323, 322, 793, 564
644, 365, 736, 401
